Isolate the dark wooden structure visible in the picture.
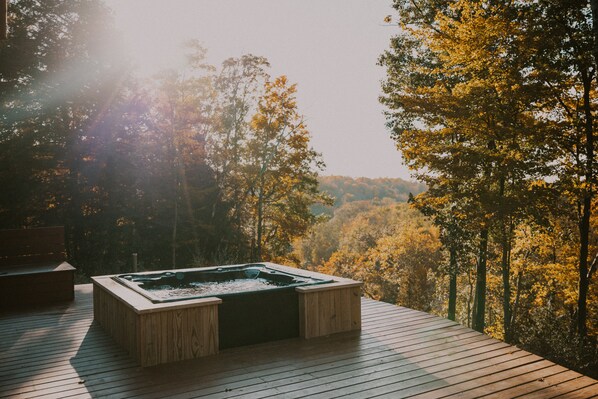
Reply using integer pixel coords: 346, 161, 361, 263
0, 226, 75, 308
1, 284, 596, 398
1, 0, 6, 40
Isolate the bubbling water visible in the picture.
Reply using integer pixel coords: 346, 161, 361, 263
145, 277, 309, 299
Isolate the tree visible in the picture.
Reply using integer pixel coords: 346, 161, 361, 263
207, 55, 270, 259
520, 0, 597, 339
362, 223, 442, 310
148, 42, 223, 268
245, 76, 328, 261
414, 191, 472, 321
318, 202, 443, 312
0, 0, 121, 224
508, 208, 598, 376
0, 3, 235, 274
0, 0, 139, 272
295, 199, 380, 269
380, 0, 552, 336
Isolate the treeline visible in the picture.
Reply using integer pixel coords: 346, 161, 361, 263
377, 0, 598, 375
0, 0, 327, 276
312, 175, 425, 215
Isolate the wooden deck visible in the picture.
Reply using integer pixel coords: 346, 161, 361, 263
1, 285, 597, 399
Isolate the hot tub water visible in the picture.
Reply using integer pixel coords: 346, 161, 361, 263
113, 264, 330, 303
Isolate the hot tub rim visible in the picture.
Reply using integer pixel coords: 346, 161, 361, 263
111, 263, 334, 304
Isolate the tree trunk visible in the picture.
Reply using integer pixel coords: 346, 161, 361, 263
467, 259, 474, 328
172, 190, 178, 269
497, 175, 513, 342
256, 183, 264, 262
501, 235, 512, 342
448, 246, 457, 321
473, 228, 488, 333
578, 199, 590, 339
591, 0, 598, 85
577, 69, 594, 339
510, 268, 523, 341
1, 0, 7, 40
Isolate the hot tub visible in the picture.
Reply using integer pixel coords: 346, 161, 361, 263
92, 262, 362, 367
112, 264, 332, 303
112, 264, 333, 349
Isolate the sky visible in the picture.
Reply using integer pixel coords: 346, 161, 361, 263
104, 0, 412, 180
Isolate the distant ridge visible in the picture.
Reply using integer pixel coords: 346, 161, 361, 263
314, 175, 426, 215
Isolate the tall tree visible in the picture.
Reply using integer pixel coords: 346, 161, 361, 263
0, 3, 232, 274
207, 55, 270, 259
522, 0, 597, 338
415, 190, 472, 322
149, 42, 220, 268
0, 0, 139, 272
380, 0, 551, 335
0, 0, 124, 226
246, 76, 328, 261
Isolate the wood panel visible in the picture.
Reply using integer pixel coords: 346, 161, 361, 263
93, 283, 138, 361
137, 304, 218, 367
93, 280, 219, 367
298, 284, 361, 339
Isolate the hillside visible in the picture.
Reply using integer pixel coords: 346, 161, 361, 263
313, 175, 426, 215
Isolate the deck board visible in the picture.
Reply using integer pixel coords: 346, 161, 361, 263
0, 284, 596, 399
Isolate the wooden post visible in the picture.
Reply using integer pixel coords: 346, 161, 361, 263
0, 0, 7, 41
92, 277, 221, 367
132, 253, 138, 272
296, 282, 362, 339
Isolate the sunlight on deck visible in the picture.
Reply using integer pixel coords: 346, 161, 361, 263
1, 285, 597, 398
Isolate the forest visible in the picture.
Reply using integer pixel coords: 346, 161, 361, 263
1, 0, 597, 379
0, 0, 328, 275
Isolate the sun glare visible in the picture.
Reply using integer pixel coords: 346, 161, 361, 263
106, 0, 193, 76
